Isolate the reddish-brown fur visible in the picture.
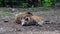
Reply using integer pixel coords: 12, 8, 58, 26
14, 12, 33, 24
14, 12, 44, 26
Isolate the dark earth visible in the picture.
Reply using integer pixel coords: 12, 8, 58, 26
0, 8, 60, 34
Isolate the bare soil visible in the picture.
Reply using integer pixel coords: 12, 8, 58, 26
0, 8, 60, 34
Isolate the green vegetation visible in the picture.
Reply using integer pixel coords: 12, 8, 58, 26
0, 0, 60, 8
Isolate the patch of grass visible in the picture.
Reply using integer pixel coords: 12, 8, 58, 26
0, 11, 20, 16
0, 11, 12, 16
14, 12, 19, 14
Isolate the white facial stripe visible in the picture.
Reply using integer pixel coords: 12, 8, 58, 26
21, 19, 25, 25
21, 17, 30, 25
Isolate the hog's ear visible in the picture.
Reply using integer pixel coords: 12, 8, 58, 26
26, 12, 33, 15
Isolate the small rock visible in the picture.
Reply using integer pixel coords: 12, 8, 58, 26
4, 20, 9, 22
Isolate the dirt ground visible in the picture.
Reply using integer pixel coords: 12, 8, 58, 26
0, 8, 60, 34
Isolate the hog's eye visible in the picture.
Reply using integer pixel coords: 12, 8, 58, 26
21, 17, 25, 19
21, 17, 22, 19
25, 18, 29, 21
